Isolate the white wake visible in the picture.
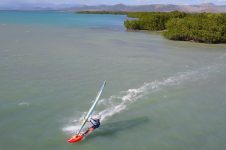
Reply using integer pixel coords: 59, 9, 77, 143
63, 55, 225, 134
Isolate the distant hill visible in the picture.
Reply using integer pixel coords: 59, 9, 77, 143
1, 3, 226, 12
69, 3, 226, 13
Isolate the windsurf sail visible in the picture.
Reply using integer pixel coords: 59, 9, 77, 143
77, 80, 106, 135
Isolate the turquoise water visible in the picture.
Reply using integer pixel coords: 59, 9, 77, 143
0, 11, 226, 150
0, 11, 126, 30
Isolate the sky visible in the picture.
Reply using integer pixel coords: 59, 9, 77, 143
0, 0, 226, 8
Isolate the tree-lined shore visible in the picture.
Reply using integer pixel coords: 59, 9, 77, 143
78, 11, 226, 44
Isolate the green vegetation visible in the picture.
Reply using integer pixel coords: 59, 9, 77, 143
77, 11, 226, 43
164, 13, 226, 43
124, 11, 226, 43
125, 11, 186, 31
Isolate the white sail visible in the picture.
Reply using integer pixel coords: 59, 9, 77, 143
77, 80, 106, 134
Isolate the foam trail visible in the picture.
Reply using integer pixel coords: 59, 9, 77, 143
18, 102, 30, 107
63, 63, 220, 133
63, 116, 84, 133
99, 70, 199, 121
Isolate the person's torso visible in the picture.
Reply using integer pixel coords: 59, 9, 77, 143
90, 119, 100, 126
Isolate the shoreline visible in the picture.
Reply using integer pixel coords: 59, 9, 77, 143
77, 11, 226, 44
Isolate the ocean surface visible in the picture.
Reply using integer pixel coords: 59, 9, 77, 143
0, 11, 226, 150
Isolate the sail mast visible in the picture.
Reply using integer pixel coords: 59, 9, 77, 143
77, 81, 106, 135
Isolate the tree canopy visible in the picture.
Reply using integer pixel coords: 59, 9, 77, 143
124, 11, 226, 43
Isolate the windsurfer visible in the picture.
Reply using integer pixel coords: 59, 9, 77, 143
82, 114, 101, 136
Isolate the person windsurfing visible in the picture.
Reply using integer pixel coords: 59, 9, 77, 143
82, 114, 101, 136
67, 81, 106, 143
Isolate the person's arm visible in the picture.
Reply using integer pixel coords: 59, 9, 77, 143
84, 116, 91, 122
90, 119, 97, 125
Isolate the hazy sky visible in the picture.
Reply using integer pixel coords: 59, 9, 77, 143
1, 0, 226, 6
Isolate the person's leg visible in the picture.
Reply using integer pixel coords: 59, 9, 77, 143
83, 129, 89, 135
89, 127, 95, 131
83, 127, 95, 136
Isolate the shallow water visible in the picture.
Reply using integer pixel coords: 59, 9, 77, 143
0, 12, 226, 150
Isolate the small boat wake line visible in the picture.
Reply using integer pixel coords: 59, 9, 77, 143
63, 54, 226, 134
